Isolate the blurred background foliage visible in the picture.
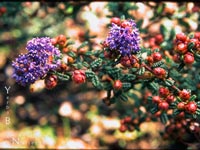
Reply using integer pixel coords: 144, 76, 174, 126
0, 1, 200, 149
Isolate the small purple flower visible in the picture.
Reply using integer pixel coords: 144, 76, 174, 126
12, 37, 61, 86
105, 19, 140, 56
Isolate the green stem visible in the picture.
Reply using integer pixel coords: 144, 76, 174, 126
63, 118, 71, 139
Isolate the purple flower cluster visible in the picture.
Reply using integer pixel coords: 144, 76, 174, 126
12, 37, 61, 86
105, 19, 140, 56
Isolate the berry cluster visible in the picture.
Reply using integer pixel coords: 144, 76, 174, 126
119, 116, 136, 132
152, 87, 175, 112
174, 89, 199, 115
163, 118, 200, 142
149, 34, 164, 50
173, 32, 200, 65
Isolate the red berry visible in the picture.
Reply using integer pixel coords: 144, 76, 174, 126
152, 52, 162, 62
189, 38, 199, 48
119, 124, 127, 132
173, 54, 181, 63
113, 80, 123, 90
45, 74, 58, 89
79, 48, 87, 54
149, 38, 156, 47
0, 7, 6, 14
192, 6, 199, 12
104, 51, 111, 59
194, 32, 200, 39
152, 96, 161, 103
159, 87, 169, 98
121, 20, 131, 28
120, 119, 125, 124
153, 67, 166, 79
183, 52, 194, 65
124, 116, 132, 123
166, 95, 175, 103
51, 37, 58, 45
146, 56, 154, 64
57, 34, 67, 46
179, 89, 190, 101
72, 70, 86, 84
177, 102, 185, 110
176, 33, 187, 42
120, 56, 135, 67
155, 34, 163, 44
185, 101, 197, 114
110, 17, 121, 26
175, 43, 188, 54
177, 112, 185, 118
158, 101, 169, 110
102, 41, 109, 48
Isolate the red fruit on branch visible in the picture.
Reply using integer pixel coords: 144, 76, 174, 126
179, 89, 190, 101
177, 102, 185, 110
119, 124, 127, 132
185, 101, 197, 114
176, 33, 187, 42
158, 101, 169, 110
149, 37, 156, 47
45, 74, 58, 89
121, 20, 131, 28
173, 54, 181, 63
124, 116, 132, 123
166, 95, 175, 103
113, 80, 123, 90
146, 56, 154, 64
57, 34, 67, 46
72, 70, 86, 84
51, 37, 58, 45
111, 17, 121, 26
152, 96, 161, 103
194, 32, 200, 39
159, 87, 169, 98
153, 67, 166, 79
152, 52, 162, 62
183, 52, 194, 65
120, 56, 135, 67
155, 34, 164, 44
0, 7, 6, 14
175, 43, 188, 54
